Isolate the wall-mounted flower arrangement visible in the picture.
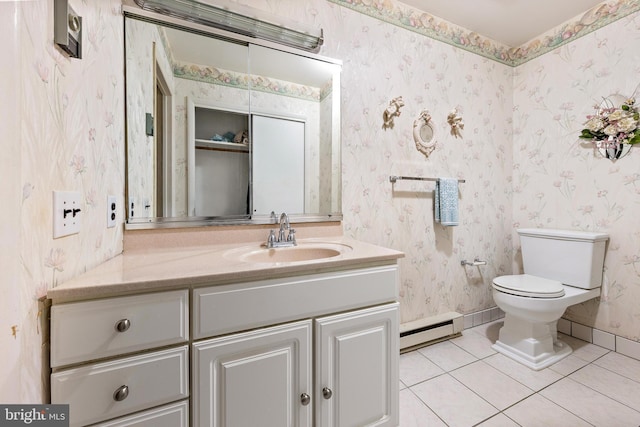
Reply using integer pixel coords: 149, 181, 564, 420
580, 95, 639, 160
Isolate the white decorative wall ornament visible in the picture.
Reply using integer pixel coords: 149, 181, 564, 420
382, 96, 404, 130
447, 108, 464, 138
413, 110, 437, 157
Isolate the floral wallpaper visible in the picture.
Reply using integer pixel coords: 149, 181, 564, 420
125, 18, 174, 219
1, 0, 124, 403
0, 0, 22, 405
512, 11, 640, 341
319, 91, 335, 213
2, 0, 639, 405
324, 4, 515, 325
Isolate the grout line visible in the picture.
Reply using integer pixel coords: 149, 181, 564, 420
565, 361, 640, 417
403, 380, 451, 426
445, 370, 503, 421
528, 387, 597, 427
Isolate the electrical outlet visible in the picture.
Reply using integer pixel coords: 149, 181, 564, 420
107, 195, 117, 228
53, 191, 82, 238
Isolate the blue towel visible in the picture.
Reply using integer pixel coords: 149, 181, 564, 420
435, 178, 459, 226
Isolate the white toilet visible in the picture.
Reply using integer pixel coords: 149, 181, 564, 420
492, 228, 609, 370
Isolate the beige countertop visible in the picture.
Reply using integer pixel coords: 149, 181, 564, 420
47, 237, 404, 303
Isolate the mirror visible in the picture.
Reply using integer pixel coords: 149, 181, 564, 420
124, 16, 341, 228
413, 110, 437, 158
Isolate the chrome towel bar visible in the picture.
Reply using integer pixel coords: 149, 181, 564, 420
389, 175, 466, 184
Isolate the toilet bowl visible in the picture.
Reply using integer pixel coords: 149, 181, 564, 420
491, 229, 608, 370
492, 274, 600, 370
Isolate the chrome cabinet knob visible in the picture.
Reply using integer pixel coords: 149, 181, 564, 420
322, 387, 333, 399
113, 385, 129, 402
115, 319, 131, 332
300, 393, 311, 406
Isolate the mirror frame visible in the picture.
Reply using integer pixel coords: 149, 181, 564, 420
122, 1, 342, 230
413, 110, 437, 158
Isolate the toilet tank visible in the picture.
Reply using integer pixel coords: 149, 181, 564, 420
518, 228, 609, 289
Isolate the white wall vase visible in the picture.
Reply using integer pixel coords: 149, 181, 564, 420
597, 142, 632, 161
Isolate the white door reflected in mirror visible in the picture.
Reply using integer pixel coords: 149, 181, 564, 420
252, 115, 305, 215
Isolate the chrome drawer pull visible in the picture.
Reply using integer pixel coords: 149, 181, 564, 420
113, 385, 129, 402
300, 393, 311, 406
322, 387, 333, 399
115, 319, 131, 332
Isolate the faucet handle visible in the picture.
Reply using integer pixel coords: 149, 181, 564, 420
267, 229, 276, 248
287, 228, 297, 245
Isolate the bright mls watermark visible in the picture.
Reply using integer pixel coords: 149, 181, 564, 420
0, 405, 69, 426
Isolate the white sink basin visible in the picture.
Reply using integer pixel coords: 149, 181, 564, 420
224, 242, 352, 264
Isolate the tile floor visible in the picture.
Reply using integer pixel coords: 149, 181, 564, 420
400, 320, 640, 427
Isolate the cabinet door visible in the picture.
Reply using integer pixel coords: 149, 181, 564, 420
316, 303, 399, 427
193, 320, 313, 427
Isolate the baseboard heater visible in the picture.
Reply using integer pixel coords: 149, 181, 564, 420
400, 311, 463, 352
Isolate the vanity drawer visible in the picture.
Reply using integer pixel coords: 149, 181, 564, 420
51, 290, 189, 367
51, 346, 189, 427
194, 265, 398, 339
91, 400, 189, 427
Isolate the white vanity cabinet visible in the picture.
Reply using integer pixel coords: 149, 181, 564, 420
50, 259, 400, 427
192, 265, 400, 427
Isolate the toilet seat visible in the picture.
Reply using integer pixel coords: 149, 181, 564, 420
493, 274, 565, 298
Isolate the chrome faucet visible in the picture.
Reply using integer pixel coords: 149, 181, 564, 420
278, 212, 290, 242
266, 212, 297, 248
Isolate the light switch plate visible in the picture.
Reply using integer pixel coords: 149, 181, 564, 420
53, 191, 82, 238
128, 197, 136, 217
142, 198, 152, 218
107, 195, 117, 228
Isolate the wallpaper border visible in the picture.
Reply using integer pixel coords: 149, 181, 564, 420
172, 61, 325, 102
158, 23, 326, 102
327, 0, 640, 67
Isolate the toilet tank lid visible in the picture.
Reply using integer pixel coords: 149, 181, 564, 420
517, 228, 609, 242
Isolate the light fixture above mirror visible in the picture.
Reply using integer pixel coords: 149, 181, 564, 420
132, 0, 323, 52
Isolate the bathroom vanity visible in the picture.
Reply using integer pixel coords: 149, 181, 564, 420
61, 5, 398, 424
48, 235, 403, 427
57, 3, 401, 424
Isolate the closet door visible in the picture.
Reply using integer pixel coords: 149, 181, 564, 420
252, 115, 305, 214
